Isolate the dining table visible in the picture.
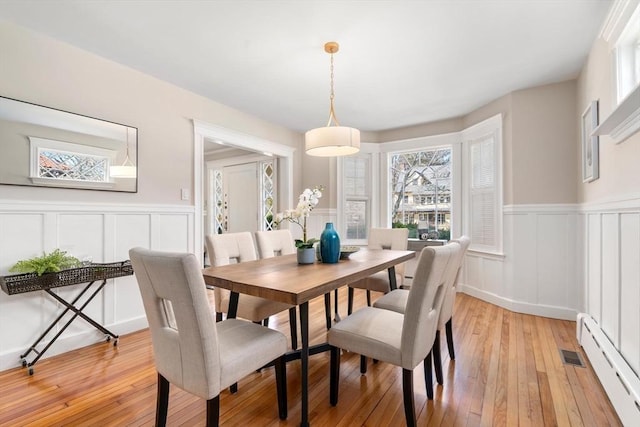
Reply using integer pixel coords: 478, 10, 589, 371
202, 247, 415, 427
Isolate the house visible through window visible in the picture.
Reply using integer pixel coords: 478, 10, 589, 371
389, 147, 452, 240
29, 137, 117, 186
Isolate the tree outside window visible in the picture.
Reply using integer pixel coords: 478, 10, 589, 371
390, 148, 452, 239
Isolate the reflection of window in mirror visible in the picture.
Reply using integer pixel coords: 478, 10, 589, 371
29, 137, 117, 188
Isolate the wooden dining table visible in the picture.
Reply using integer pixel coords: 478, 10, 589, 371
202, 248, 415, 427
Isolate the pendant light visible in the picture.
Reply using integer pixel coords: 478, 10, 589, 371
110, 127, 136, 179
305, 41, 360, 157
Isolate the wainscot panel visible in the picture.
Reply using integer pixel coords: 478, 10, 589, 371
0, 200, 195, 371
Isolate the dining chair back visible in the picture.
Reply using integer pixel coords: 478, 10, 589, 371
255, 229, 296, 258
253, 229, 300, 348
205, 232, 257, 319
205, 232, 293, 327
348, 227, 409, 314
328, 244, 458, 426
129, 247, 287, 426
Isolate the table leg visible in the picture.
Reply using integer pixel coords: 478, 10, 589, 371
388, 265, 397, 290
299, 301, 309, 427
228, 292, 239, 318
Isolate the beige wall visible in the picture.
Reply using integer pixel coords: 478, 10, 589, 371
577, 38, 640, 203
0, 21, 302, 204
511, 81, 578, 204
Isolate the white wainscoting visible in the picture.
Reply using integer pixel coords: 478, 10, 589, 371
582, 194, 640, 378
0, 200, 195, 371
459, 204, 581, 320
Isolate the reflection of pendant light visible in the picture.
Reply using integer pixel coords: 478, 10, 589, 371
305, 42, 360, 157
110, 128, 136, 179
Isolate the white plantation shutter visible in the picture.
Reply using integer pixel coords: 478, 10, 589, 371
469, 136, 496, 247
463, 114, 502, 254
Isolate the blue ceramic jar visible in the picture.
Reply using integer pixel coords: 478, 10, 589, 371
320, 222, 340, 263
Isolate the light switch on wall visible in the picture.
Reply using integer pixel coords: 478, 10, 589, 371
181, 188, 189, 201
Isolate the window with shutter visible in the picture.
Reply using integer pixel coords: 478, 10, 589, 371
463, 114, 502, 254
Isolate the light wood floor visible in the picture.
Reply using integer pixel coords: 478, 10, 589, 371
0, 290, 620, 426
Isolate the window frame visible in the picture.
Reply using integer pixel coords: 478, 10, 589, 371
29, 136, 117, 189
337, 147, 378, 245
461, 114, 503, 255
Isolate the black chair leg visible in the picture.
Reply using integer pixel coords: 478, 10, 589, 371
348, 287, 354, 315
206, 395, 219, 427
215, 312, 223, 322
446, 318, 455, 359
366, 290, 372, 307
324, 293, 332, 330
275, 355, 288, 420
330, 346, 340, 406
424, 352, 434, 400
360, 355, 367, 374
402, 368, 417, 427
264, 318, 269, 327
156, 373, 170, 427
288, 308, 298, 350
433, 330, 443, 385
230, 383, 238, 394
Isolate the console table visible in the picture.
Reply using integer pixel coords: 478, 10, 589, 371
0, 261, 133, 375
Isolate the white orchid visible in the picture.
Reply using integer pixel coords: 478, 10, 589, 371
275, 186, 324, 248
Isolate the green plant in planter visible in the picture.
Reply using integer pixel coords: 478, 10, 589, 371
9, 249, 81, 276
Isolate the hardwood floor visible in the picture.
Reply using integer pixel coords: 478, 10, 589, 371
0, 290, 620, 426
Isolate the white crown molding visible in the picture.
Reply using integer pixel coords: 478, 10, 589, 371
600, 0, 640, 43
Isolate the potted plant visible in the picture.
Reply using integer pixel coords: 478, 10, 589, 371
275, 186, 323, 264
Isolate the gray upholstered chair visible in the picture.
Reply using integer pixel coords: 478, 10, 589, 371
205, 232, 298, 350
129, 248, 287, 427
373, 236, 470, 385
347, 227, 409, 314
255, 229, 334, 331
328, 244, 457, 427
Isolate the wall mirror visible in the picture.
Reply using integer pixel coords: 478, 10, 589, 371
0, 95, 137, 192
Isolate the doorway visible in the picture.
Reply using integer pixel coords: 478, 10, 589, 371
193, 120, 296, 265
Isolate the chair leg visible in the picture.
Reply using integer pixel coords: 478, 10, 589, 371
402, 368, 417, 427
348, 287, 354, 315
156, 373, 170, 427
215, 312, 223, 322
275, 355, 288, 420
264, 317, 269, 327
424, 352, 434, 400
433, 330, 443, 385
324, 293, 332, 330
366, 290, 372, 307
360, 355, 367, 374
330, 346, 341, 406
446, 318, 455, 359
205, 395, 219, 427
288, 308, 298, 350
230, 383, 238, 394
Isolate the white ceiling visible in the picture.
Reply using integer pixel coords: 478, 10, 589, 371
0, 0, 612, 133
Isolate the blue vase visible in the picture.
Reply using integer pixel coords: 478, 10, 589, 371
320, 222, 340, 264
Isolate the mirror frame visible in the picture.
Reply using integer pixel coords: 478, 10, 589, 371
0, 95, 138, 193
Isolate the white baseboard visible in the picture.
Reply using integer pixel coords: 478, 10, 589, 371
459, 283, 577, 320
0, 316, 148, 372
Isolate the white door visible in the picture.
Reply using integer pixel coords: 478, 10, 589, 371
223, 162, 259, 233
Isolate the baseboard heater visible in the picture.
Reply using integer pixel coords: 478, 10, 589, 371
577, 313, 640, 425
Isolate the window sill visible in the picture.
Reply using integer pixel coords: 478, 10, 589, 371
593, 84, 640, 144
